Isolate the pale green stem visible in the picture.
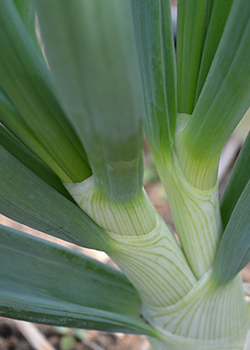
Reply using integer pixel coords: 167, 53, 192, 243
151, 114, 222, 279
142, 119, 249, 348
65, 176, 197, 309
146, 273, 249, 349
65, 177, 249, 350
173, 114, 220, 190
163, 154, 222, 279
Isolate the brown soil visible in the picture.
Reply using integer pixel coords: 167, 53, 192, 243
0, 318, 149, 350
0, 319, 32, 350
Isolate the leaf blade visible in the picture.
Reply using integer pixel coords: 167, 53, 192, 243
0, 225, 157, 336
195, 0, 234, 102
177, 0, 208, 114
0, 0, 91, 182
0, 91, 72, 181
0, 146, 108, 251
214, 179, 250, 284
132, 0, 177, 156
221, 130, 250, 228
13, 0, 42, 54
179, 0, 250, 188
34, 0, 144, 200
182, 0, 250, 172
0, 124, 73, 202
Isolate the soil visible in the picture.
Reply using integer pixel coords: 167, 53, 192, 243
0, 320, 26, 350
0, 318, 149, 350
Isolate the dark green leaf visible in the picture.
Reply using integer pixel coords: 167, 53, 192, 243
214, 179, 250, 284
180, 0, 250, 187
34, 0, 144, 201
0, 225, 157, 336
0, 90, 70, 181
13, 0, 42, 54
0, 0, 91, 182
195, 0, 234, 102
177, 0, 208, 114
0, 146, 109, 251
221, 130, 250, 228
0, 124, 73, 202
132, 0, 177, 155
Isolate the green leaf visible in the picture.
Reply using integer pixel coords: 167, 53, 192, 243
0, 90, 75, 183
34, 0, 144, 201
195, 0, 234, 102
178, 0, 250, 188
221, 130, 250, 228
0, 0, 91, 183
176, 0, 208, 114
132, 0, 177, 156
0, 146, 109, 251
0, 225, 157, 336
213, 179, 250, 284
13, 0, 42, 54
0, 124, 73, 202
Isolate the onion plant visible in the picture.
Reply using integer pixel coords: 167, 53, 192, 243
1, 0, 250, 349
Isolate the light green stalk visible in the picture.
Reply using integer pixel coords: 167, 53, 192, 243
147, 273, 249, 350
143, 143, 249, 348
65, 177, 197, 310
65, 177, 249, 350
136, 113, 248, 349
149, 115, 222, 279
163, 118, 222, 279
165, 163, 221, 279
